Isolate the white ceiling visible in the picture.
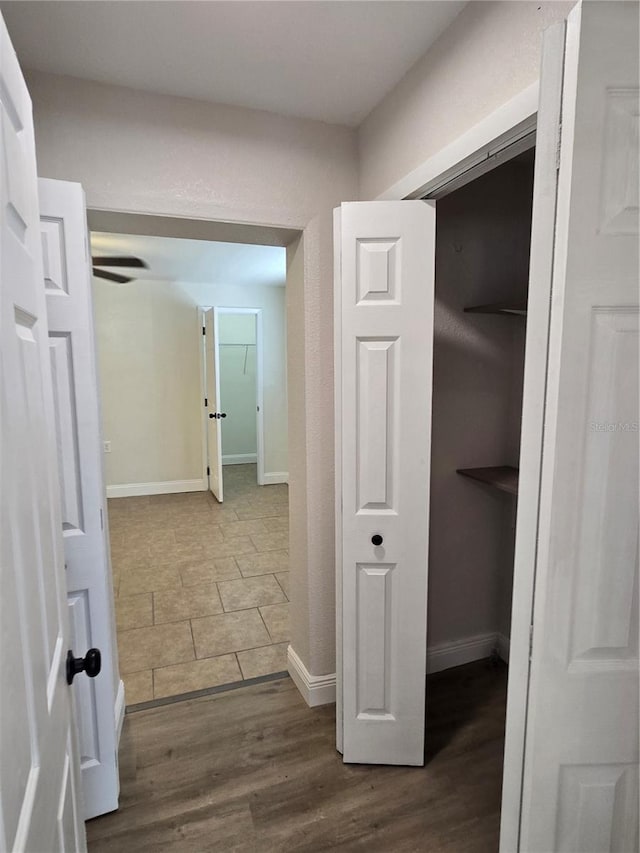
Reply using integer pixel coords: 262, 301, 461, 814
90, 232, 286, 287
1, 1, 465, 126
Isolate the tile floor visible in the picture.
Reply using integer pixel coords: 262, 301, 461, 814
108, 465, 289, 705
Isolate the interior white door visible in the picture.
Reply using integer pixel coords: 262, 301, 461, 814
518, 2, 639, 849
335, 200, 435, 765
39, 177, 121, 820
204, 306, 224, 502
0, 15, 86, 852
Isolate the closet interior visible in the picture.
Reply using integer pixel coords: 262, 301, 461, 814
430, 147, 536, 658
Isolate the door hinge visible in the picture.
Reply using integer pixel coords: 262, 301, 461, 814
204, 397, 208, 407
555, 120, 562, 171
202, 326, 206, 335
529, 624, 534, 660
206, 466, 210, 476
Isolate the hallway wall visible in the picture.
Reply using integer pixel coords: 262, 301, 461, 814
358, 1, 573, 199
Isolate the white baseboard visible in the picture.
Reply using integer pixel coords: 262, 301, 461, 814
262, 471, 288, 486
114, 678, 125, 744
106, 478, 206, 498
290, 631, 509, 710
426, 631, 506, 674
287, 645, 336, 707
222, 453, 257, 465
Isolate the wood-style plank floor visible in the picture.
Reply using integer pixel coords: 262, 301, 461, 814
87, 660, 507, 852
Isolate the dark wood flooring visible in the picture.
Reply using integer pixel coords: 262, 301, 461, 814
87, 659, 508, 852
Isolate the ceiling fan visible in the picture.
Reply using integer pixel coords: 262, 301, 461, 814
91, 255, 149, 284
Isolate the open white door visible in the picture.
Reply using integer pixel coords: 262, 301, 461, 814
0, 15, 86, 851
335, 201, 435, 765
39, 178, 121, 819
204, 306, 224, 502
505, 2, 639, 849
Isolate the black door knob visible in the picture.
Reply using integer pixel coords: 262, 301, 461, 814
220, 413, 227, 418
371, 534, 383, 546
209, 413, 215, 418
66, 648, 102, 685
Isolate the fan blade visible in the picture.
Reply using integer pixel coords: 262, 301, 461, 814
92, 268, 133, 284
91, 256, 147, 268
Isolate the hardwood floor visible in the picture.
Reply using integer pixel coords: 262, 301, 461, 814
87, 660, 507, 852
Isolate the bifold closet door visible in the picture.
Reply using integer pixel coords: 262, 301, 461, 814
512, 2, 639, 850
335, 201, 435, 766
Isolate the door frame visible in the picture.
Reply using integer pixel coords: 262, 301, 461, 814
199, 305, 265, 487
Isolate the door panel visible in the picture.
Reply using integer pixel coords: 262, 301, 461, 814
336, 201, 435, 766
39, 177, 121, 819
0, 14, 85, 852
519, 3, 639, 849
49, 332, 84, 531
204, 307, 223, 502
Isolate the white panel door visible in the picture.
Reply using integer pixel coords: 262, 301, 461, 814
39, 177, 121, 820
336, 200, 435, 765
519, 2, 639, 849
0, 14, 86, 852
204, 307, 224, 502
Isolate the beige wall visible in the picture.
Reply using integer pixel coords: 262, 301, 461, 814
358, 1, 573, 200
93, 279, 285, 488
28, 69, 358, 678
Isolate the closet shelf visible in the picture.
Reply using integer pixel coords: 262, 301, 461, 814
464, 302, 527, 317
456, 465, 519, 496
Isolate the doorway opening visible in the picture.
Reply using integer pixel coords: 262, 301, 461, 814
90, 221, 293, 706
426, 144, 536, 814
200, 306, 266, 501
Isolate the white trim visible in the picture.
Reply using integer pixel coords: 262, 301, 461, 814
290, 633, 509, 709
287, 646, 336, 707
333, 206, 344, 753
378, 83, 539, 202
426, 632, 500, 674
106, 478, 206, 498
114, 679, 125, 744
262, 471, 288, 485
255, 310, 265, 486
222, 453, 257, 465
197, 307, 209, 488
499, 23, 565, 853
